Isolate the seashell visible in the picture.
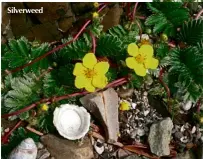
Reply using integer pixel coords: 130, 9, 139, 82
53, 104, 90, 140
9, 138, 37, 159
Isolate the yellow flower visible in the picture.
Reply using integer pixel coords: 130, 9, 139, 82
41, 104, 49, 111
92, 12, 99, 18
126, 43, 159, 76
119, 101, 130, 111
73, 53, 109, 92
93, 2, 99, 8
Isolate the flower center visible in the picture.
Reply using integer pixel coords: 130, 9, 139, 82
136, 54, 145, 63
84, 69, 97, 78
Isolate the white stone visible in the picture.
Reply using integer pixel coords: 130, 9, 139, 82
9, 138, 37, 159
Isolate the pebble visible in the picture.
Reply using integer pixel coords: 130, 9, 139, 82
182, 101, 193, 111
137, 128, 145, 136
131, 103, 137, 109
94, 139, 104, 155
191, 126, 196, 134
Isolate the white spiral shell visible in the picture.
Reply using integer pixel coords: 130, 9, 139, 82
9, 138, 37, 159
53, 104, 91, 140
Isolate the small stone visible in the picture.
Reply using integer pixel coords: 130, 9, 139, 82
80, 88, 119, 143
180, 136, 189, 143
37, 142, 44, 149
191, 126, 196, 134
94, 139, 104, 155
130, 129, 137, 139
148, 118, 173, 157
137, 128, 145, 136
41, 134, 94, 159
131, 103, 137, 109
37, 149, 50, 159
182, 101, 193, 111
143, 109, 150, 116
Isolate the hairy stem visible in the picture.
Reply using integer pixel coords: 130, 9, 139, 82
132, 2, 139, 21
159, 68, 170, 99
1, 120, 23, 144
5, 4, 107, 75
195, 9, 203, 20
1, 76, 128, 118
90, 32, 96, 54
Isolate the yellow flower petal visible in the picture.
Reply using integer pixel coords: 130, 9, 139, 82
73, 63, 87, 76
75, 75, 87, 89
126, 57, 137, 69
83, 53, 97, 69
139, 45, 153, 58
134, 63, 147, 76
119, 101, 130, 111
144, 57, 159, 69
92, 75, 107, 88
85, 80, 95, 92
94, 62, 109, 75
127, 43, 139, 57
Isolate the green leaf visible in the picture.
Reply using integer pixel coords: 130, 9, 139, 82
59, 38, 91, 62
178, 19, 203, 45
19, 111, 29, 120
145, 3, 189, 36
96, 35, 124, 60
168, 46, 203, 102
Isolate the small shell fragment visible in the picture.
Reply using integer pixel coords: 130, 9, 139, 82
9, 138, 37, 159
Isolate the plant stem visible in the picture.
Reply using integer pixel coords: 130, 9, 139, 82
127, 3, 131, 19
90, 32, 96, 54
132, 2, 139, 21
5, 4, 107, 75
134, 15, 146, 20
135, 20, 142, 41
1, 76, 128, 119
195, 9, 203, 20
1, 120, 23, 144
26, 126, 44, 136
159, 68, 170, 99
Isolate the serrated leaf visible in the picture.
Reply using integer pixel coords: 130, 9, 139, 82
96, 35, 124, 60
146, 3, 189, 36
178, 19, 203, 45
19, 111, 29, 120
